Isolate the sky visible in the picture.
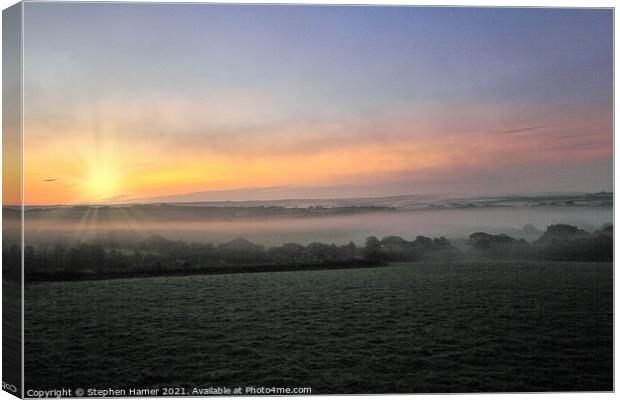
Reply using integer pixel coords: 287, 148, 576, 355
19, 3, 613, 205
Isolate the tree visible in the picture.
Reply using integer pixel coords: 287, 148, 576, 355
380, 236, 416, 261
363, 236, 385, 261
536, 224, 589, 245
467, 232, 529, 259
268, 242, 306, 262
307, 242, 336, 261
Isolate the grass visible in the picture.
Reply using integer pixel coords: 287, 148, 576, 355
24, 261, 612, 393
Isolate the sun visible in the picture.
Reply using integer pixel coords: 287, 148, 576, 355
81, 166, 121, 201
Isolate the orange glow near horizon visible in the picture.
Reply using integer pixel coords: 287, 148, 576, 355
22, 135, 611, 205
20, 108, 612, 206
23, 139, 456, 205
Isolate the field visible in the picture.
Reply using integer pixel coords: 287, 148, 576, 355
3, 280, 22, 393
24, 261, 612, 393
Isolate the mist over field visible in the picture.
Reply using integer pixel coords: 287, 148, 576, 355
16, 204, 612, 247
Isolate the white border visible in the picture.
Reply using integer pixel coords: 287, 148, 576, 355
0, 1, 616, 400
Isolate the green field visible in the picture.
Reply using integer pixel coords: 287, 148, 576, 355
24, 261, 612, 393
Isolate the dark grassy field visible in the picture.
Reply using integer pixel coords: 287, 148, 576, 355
24, 261, 612, 393
3, 280, 22, 394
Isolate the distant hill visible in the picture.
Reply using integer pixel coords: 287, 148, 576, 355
6, 191, 612, 223
7, 204, 396, 222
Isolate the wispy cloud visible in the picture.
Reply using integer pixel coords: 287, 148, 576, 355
43, 178, 58, 182
498, 125, 552, 135
534, 141, 612, 152
505, 141, 612, 155
552, 133, 593, 141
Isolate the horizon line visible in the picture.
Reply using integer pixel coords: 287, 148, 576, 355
4, 189, 613, 208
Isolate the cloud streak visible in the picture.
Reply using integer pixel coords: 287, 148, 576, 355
498, 125, 552, 135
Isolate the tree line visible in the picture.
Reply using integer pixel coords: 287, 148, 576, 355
3, 223, 612, 282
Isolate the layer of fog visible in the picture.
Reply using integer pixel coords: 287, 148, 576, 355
22, 206, 613, 247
